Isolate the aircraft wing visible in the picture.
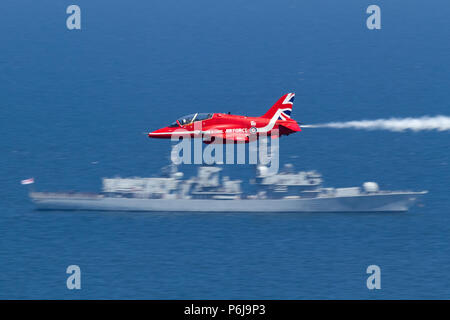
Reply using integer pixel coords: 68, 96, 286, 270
203, 132, 250, 143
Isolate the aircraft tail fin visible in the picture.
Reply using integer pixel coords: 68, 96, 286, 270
261, 93, 295, 120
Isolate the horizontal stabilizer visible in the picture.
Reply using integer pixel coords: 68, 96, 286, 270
279, 121, 301, 132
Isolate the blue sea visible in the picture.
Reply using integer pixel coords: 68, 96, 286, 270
1, 0, 449, 299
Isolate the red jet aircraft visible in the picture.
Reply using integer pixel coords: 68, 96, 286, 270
148, 93, 301, 143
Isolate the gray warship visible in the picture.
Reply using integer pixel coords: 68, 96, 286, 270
30, 164, 427, 212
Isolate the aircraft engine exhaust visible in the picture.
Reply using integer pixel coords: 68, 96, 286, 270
302, 115, 450, 132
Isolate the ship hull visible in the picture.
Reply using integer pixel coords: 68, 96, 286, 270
30, 192, 425, 212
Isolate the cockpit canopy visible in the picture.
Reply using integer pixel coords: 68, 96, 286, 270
169, 113, 213, 127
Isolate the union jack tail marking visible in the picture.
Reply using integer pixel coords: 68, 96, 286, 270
261, 93, 295, 120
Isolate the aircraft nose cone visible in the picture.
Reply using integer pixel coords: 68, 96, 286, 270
148, 127, 172, 139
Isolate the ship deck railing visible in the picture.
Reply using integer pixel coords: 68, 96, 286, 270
30, 192, 103, 199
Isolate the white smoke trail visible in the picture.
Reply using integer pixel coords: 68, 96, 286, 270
303, 115, 450, 132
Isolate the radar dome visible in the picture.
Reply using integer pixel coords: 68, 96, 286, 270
363, 182, 379, 193
257, 165, 269, 177
173, 172, 184, 179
